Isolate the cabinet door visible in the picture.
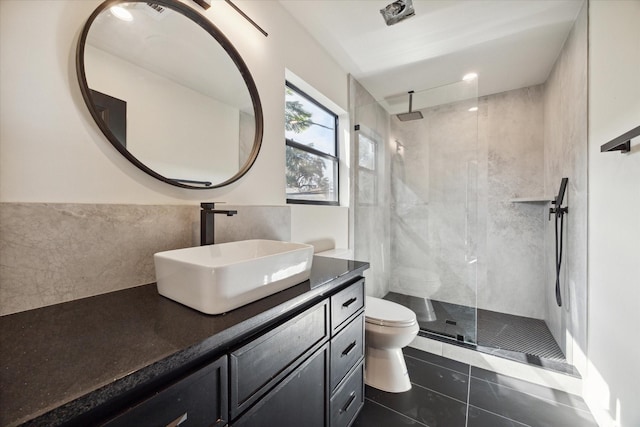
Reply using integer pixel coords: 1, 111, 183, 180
230, 300, 329, 418
232, 345, 329, 427
103, 356, 227, 427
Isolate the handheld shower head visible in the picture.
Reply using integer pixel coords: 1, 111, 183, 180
549, 177, 568, 307
396, 91, 423, 122
555, 177, 568, 207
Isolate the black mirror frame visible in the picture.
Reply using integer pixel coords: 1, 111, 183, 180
76, 0, 263, 189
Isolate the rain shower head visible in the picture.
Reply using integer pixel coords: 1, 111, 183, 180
396, 91, 424, 121
397, 111, 423, 121
380, 0, 416, 26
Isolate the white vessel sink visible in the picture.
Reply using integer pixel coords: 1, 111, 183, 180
154, 240, 314, 314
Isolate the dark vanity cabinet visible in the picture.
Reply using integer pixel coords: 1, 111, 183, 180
229, 299, 330, 425
103, 356, 228, 427
231, 278, 365, 427
100, 278, 365, 427
231, 344, 330, 427
0, 257, 371, 427
328, 280, 366, 427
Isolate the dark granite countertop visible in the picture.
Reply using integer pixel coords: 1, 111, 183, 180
0, 256, 368, 427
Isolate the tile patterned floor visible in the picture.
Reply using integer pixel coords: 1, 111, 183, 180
384, 292, 566, 361
353, 347, 598, 427
384, 292, 579, 375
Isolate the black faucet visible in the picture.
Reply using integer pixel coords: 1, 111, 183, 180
200, 202, 238, 246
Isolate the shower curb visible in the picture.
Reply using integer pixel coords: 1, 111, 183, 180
409, 335, 583, 397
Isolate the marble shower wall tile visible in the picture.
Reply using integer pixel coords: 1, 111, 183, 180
542, 3, 588, 369
0, 203, 198, 316
480, 86, 546, 319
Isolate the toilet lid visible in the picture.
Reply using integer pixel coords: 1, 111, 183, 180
365, 297, 417, 327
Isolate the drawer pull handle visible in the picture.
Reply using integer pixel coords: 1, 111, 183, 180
341, 341, 357, 357
340, 392, 357, 414
166, 412, 188, 427
342, 297, 357, 308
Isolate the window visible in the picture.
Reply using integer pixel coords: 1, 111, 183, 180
356, 128, 377, 206
285, 82, 339, 205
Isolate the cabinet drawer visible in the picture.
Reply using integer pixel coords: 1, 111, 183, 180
233, 344, 329, 427
330, 314, 364, 392
331, 279, 364, 333
104, 355, 227, 427
230, 300, 329, 418
330, 362, 364, 427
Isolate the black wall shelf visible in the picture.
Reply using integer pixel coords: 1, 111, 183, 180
600, 125, 640, 154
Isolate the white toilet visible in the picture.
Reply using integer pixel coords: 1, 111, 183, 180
364, 296, 419, 393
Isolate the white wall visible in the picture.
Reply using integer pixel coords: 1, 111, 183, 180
586, 2, 640, 427
0, 0, 348, 207
291, 205, 349, 251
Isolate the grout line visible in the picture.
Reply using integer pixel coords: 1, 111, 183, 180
409, 381, 468, 406
411, 335, 583, 396
468, 375, 592, 413
465, 365, 471, 427
364, 398, 429, 427
467, 404, 533, 427
469, 366, 579, 396
404, 352, 470, 376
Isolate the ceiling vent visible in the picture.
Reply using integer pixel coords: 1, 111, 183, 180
380, 0, 416, 26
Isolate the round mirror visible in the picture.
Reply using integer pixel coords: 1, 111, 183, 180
76, 0, 263, 189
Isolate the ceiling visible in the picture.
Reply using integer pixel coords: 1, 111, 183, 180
279, 0, 584, 109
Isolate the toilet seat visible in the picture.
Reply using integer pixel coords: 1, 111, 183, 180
365, 297, 417, 327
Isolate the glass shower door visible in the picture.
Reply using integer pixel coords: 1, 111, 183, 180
352, 77, 479, 345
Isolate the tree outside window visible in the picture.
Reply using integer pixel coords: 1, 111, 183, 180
285, 83, 338, 205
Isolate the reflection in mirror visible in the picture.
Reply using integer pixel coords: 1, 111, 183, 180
77, 0, 262, 188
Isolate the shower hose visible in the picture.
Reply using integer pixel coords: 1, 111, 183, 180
554, 210, 565, 307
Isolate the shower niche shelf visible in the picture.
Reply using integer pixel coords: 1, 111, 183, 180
509, 197, 552, 203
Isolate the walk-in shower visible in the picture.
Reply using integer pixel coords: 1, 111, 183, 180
350, 74, 582, 374
353, 78, 480, 345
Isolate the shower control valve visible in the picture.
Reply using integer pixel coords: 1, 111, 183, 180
548, 204, 568, 221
